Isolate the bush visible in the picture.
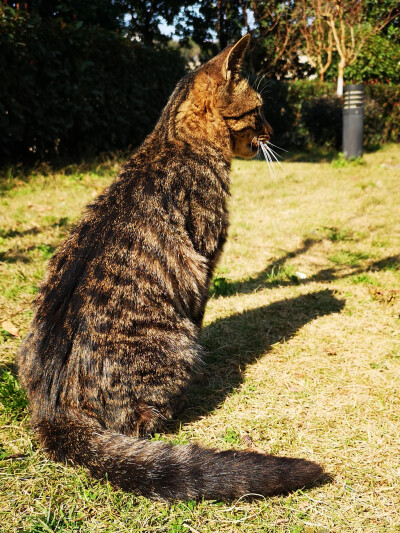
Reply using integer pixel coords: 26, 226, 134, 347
263, 79, 400, 150
301, 96, 342, 149
0, 7, 186, 163
1, 6, 399, 163
364, 83, 400, 145
263, 80, 336, 149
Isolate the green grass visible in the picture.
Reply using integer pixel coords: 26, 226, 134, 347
1, 145, 400, 531
329, 250, 371, 267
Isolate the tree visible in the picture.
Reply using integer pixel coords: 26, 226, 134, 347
319, 0, 399, 95
342, 32, 400, 83
4, 0, 125, 30
4, 1, 193, 46
249, 0, 305, 78
121, 0, 188, 45
299, 0, 334, 81
177, 1, 244, 57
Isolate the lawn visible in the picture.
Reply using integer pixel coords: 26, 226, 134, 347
1, 145, 400, 532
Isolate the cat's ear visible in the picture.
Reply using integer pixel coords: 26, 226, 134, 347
221, 34, 250, 81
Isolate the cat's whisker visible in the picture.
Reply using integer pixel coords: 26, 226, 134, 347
256, 72, 267, 93
258, 139, 287, 182
259, 84, 269, 98
267, 141, 290, 153
265, 152, 278, 183
259, 80, 272, 99
265, 143, 285, 173
266, 144, 284, 160
259, 142, 277, 182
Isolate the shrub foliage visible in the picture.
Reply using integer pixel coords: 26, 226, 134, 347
264, 80, 400, 150
0, 7, 186, 163
1, 7, 399, 163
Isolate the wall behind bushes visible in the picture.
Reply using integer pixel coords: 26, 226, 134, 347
0, 8, 186, 163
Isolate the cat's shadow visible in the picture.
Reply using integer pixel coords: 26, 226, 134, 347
174, 288, 344, 429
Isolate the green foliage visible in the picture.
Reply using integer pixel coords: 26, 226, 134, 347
363, 83, 400, 146
0, 371, 28, 420
178, 2, 243, 57
24, 504, 85, 533
5, 1, 125, 31
329, 251, 370, 267
210, 275, 235, 297
265, 264, 298, 285
0, 6, 186, 163
264, 80, 400, 149
262, 80, 336, 148
324, 227, 353, 242
37, 243, 56, 259
350, 273, 378, 285
331, 153, 365, 168
331, 153, 350, 168
301, 96, 342, 149
168, 518, 189, 533
344, 33, 400, 84
1, 4, 399, 164
222, 428, 240, 444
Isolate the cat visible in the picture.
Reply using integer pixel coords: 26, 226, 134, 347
18, 34, 323, 500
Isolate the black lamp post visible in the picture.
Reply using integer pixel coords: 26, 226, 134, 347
343, 84, 364, 159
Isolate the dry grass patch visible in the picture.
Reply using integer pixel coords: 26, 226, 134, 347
1, 145, 400, 531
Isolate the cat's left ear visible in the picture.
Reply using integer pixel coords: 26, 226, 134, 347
222, 34, 250, 81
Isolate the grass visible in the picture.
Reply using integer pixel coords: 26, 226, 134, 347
1, 144, 400, 531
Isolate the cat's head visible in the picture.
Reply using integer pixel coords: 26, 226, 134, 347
189, 35, 271, 159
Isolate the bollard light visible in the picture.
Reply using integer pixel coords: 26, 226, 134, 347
343, 84, 364, 159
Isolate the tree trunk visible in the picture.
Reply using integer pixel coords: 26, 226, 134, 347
337, 62, 345, 96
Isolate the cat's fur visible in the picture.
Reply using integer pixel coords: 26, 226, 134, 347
18, 35, 323, 500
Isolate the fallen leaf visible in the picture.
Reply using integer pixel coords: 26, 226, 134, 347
1, 320, 20, 337
242, 434, 253, 448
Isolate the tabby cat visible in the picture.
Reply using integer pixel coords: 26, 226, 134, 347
18, 35, 323, 500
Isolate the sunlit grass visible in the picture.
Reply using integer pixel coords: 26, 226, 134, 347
1, 145, 400, 531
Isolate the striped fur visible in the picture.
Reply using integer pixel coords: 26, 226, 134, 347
18, 35, 323, 500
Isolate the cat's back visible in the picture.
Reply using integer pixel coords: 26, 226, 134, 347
18, 142, 226, 398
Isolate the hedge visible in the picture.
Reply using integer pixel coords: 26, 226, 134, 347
263, 80, 400, 150
1, 7, 399, 163
0, 8, 186, 163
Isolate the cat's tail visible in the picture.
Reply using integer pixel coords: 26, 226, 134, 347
36, 411, 323, 501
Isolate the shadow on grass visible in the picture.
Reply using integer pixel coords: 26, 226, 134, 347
0, 227, 42, 239
211, 237, 321, 297
210, 231, 400, 298
0, 243, 56, 264
284, 149, 339, 163
178, 289, 344, 426
0, 251, 31, 264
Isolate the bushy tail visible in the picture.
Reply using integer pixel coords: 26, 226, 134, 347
36, 412, 323, 501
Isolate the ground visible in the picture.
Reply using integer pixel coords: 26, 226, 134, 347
0, 145, 399, 532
